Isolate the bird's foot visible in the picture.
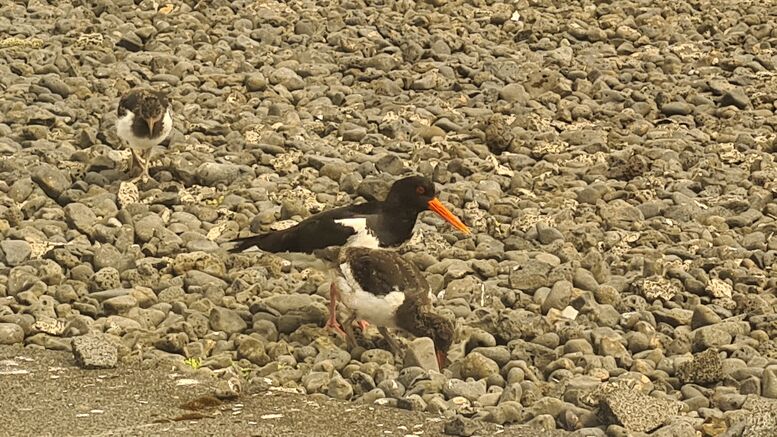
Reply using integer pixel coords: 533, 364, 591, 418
355, 319, 370, 332
325, 318, 348, 338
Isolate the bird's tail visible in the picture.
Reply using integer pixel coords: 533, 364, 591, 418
223, 228, 297, 253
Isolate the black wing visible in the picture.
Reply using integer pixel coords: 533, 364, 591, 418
228, 201, 383, 253
342, 247, 429, 298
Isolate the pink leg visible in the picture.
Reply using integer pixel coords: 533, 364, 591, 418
325, 282, 347, 337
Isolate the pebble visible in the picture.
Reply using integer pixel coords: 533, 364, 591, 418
600, 388, 681, 433
443, 379, 487, 402
32, 164, 70, 198
443, 415, 481, 437
455, 352, 500, 381
403, 337, 439, 372
209, 307, 247, 335
0, 240, 32, 266
677, 349, 724, 385
71, 334, 118, 369
660, 102, 693, 116
327, 374, 354, 400
0, 323, 25, 345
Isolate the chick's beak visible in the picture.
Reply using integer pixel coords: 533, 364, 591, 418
436, 350, 448, 370
146, 117, 158, 134
427, 198, 470, 234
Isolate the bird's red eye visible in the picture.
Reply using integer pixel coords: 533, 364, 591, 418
416, 186, 426, 195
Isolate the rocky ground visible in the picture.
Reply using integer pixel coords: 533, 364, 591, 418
0, 0, 776, 436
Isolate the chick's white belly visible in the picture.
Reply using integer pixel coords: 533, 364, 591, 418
116, 110, 173, 151
334, 277, 404, 328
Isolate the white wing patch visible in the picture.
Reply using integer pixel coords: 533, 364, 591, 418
334, 218, 380, 249
336, 262, 404, 328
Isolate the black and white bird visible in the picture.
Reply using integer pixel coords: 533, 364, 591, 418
116, 88, 173, 181
328, 246, 454, 370
226, 175, 470, 254
226, 175, 469, 339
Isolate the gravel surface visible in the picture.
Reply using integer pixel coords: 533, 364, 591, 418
2, 345, 557, 437
1, 0, 777, 436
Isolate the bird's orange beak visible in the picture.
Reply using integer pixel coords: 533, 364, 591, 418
436, 350, 447, 370
427, 198, 470, 234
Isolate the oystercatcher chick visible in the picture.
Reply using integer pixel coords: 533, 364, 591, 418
330, 246, 454, 370
116, 88, 173, 181
226, 175, 470, 253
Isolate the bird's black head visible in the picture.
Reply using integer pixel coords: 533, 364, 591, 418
385, 176, 437, 211
385, 176, 470, 235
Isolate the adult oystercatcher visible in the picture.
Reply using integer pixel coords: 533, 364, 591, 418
226, 175, 467, 344
329, 246, 454, 370
116, 88, 173, 181
226, 175, 470, 253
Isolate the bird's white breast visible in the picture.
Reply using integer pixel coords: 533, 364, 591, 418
334, 218, 380, 249
116, 109, 173, 151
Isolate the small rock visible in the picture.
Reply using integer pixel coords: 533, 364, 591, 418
536, 223, 564, 244
154, 333, 188, 354
761, 368, 777, 399
398, 394, 427, 411
32, 163, 70, 198
404, 337, 439, 372
237, 337, 270, 366
692, 326, 733, 352
443, 379, 486, 402
0, 323, 24, 345
677, 349, 724, 385
719, 89, 750, 109
443, 415, 481, 437
209, 307, 247, 334
315, 348, 352, 371
268, 67, 305, 91
102, 295, 138, 315
39, 74, 72, 97
91, 268, 121, 291
134, 214, 165, 242
691, 305, 722, 329
660, 102, 693, 116
542, 280, 572, 314
72, 334, 118, 369
327, 374, 353, 400
361, 349, 395, 366
456, 352, 500, 380
215, 377, 242, 400
64, 203, 98, 234
484, 400, 523, 425
1, 240, 32, 266
245, 73, 267, 92
196, 162, 242, 186
600, 388, 681, 432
